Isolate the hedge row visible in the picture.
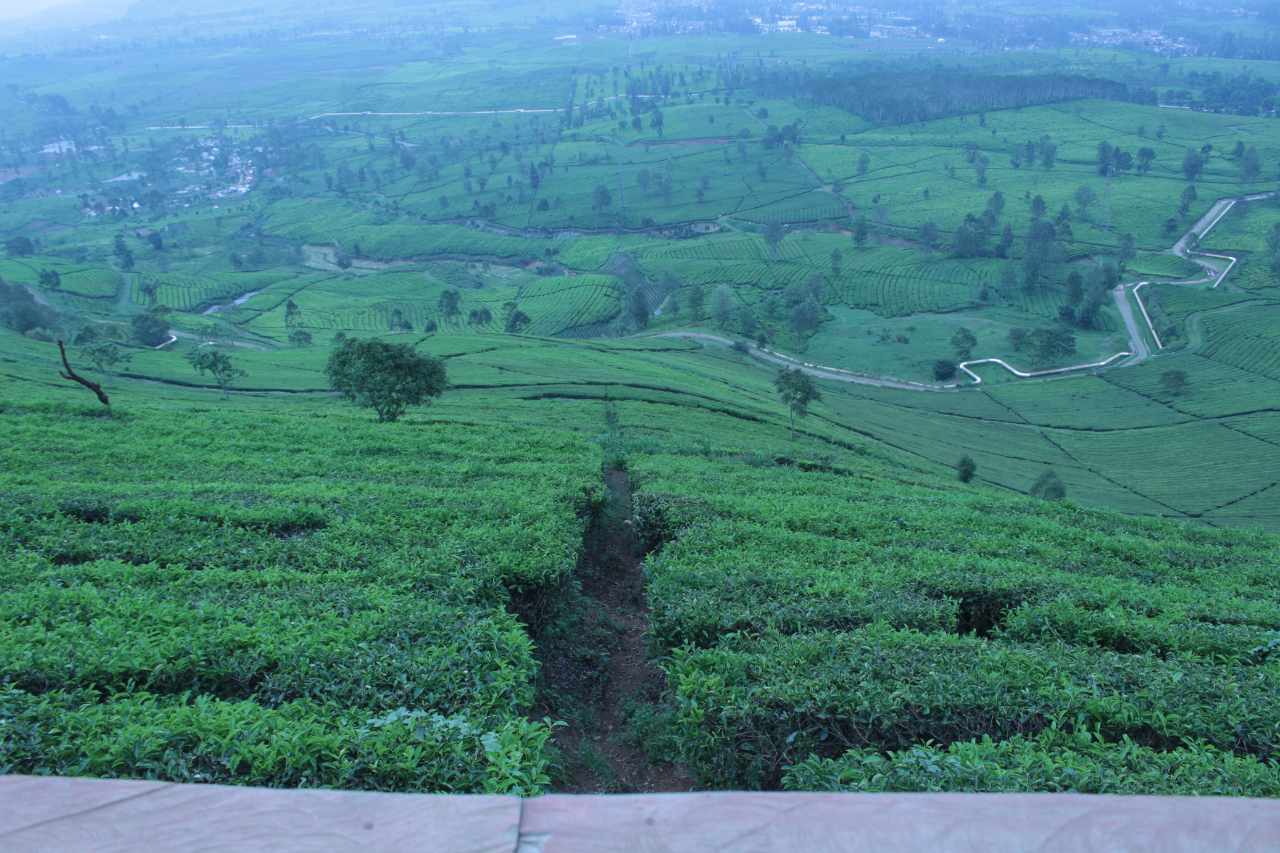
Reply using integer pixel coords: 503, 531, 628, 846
665, 626, 1280, 788
0, 402, 598, 791
0, 688, 554, 794
783, 729, 1280, 797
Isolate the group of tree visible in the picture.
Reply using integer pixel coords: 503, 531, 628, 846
761, 123, 800, 149
130, 311, 170, 347
113, 234, 135, 272
1094, 141, 1143, 178
1009, 136, 1057, 170
1057, 266, 1114, 331
783, 275, 826, 338
1182, 71, 1279, 115
1267, 222, 1280, 277
1230, 141, 1264, 182
764, 69, 1131, 125
1021, 217, 1062, 291
950, 191, 1014, 259
1008, 325, 1077, 366
4, 236, 35, 257
950, 328, 977, 362
0, 280, 57, 335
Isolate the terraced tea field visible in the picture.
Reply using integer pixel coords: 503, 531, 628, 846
3, 8, 1280, 803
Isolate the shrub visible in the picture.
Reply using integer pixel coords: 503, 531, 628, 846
1030, 470, 1066, 500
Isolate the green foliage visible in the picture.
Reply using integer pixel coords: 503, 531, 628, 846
326, 338, 447, 422
1160, 369, 1189, 397
630, 452, 1280, 790
187, 347, 246, 397
131, 312, 170, 347
1030, 469, 1067, 500
783, 730, 1280, 796
4, 19, 1280, 802
80, 341, 132, 375
774, 368, 821, 438
0, 397, 597, 792
0, 281, 57, 334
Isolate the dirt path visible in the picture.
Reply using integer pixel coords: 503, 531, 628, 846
551, 468, 693, 794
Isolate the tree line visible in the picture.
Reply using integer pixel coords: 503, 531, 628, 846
754, 69, 1137, 125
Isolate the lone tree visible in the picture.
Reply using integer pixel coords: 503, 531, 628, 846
764, 221, 785, 256
774, 367, 821, 440
326, 337, 447, 422
82, 340, 132, 376
5, 236, 35, 257
1182, 148, 1204, 182
1030, 469, 1067, 501
957, 455, 977, 483
1160, 369, 1190, 397
591, 185, 612, 212
56, 340, 111, 407
188, 347, 246, 398
1179, 184, 1198, 217
627, 288, 650, 329
1073, 185, 1097, 220
131, 312, 170, 347
439, 288, 461, 319
505, 309, 531, 333
853, 217, 869, 247
950, 327, 978, 360
712, 285, 734, 329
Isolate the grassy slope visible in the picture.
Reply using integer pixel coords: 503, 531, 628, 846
3, 329, 1279, 795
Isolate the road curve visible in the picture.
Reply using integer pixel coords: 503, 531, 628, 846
1122, 191, 1275, 354
650, 332, 958, 391
651, 190, 1274, 391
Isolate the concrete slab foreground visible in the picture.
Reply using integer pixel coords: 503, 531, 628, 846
2, 777, 1280, 852
519, 792, 1280, 852
0, 776, 518, 853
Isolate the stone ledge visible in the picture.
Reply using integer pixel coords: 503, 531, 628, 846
3, 776, 1279, 852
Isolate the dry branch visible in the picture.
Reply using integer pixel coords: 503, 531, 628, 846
56, 340, 110, 407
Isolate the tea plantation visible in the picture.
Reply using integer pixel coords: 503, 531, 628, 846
2, 0, 1280, 799
3, 329, 1279, 794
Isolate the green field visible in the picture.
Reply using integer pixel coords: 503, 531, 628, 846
3, 0, 1280, 801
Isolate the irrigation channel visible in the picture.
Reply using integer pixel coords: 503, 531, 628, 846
656, 191, 1275, 392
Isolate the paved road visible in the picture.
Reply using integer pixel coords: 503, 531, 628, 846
653, 191, 1275, 391
652, 332, 956, 391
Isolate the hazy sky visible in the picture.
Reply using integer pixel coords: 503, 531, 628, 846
0, 0, 72, 20
0, 0, 119, 22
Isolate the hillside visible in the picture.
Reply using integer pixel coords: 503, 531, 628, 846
2, 335, 1278, 794
3, 0, 1280, 802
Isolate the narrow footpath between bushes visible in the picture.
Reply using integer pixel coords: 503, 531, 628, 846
543, 467, 692, 793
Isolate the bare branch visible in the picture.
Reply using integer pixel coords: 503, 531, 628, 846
56, 340, 111, 407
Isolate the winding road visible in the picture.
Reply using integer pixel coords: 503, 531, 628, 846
655, 191, 1275, 391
